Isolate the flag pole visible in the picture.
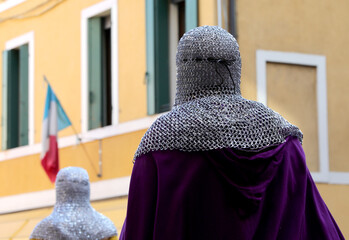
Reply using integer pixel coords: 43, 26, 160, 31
43, 75, 101, 177
70, 124, 102, 178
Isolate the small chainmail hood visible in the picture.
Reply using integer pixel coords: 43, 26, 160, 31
134, 26, 302, 159
30, 167, 117, 240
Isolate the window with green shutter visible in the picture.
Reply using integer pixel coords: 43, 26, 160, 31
2, 44, 29, 149
146, 0, 197, 114
88, 14, 112, 130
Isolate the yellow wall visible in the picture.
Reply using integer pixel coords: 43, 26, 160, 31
0, 0, 148, 142
236, 0, 349, 172
1, 0, 99, 144
0, 129, 145, 197
118, 0, 147, 123
318, 184, 349, 237
198, 0, 217, 26
267, 63, 319, 171
0, 0, 147, 196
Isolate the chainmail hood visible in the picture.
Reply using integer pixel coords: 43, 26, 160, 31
134, 26, 302, 159
30, 167, 117, 240
175, 25, 241, 105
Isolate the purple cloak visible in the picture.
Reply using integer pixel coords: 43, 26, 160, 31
120, 137, 344, 239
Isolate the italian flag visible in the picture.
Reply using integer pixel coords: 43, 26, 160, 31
41, 84, 71, 182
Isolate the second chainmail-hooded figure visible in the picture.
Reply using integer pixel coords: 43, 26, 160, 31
120, 26, 344, 240
30, 167, 118, 240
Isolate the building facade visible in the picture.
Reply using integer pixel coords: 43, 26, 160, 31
0, 0, 348, 238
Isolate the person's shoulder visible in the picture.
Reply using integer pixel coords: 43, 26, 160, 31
143, 108, 181, 136
30, 216, 60, 239
92, 210, 118, 236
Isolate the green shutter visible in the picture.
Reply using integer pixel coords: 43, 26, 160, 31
2, 51, 8, 150
6, 49, 20, 149
185, 0, 197, 31
88, 17, 103, 130
155, 0, 170, 113
146, 0, 170, 114
19, 44, 29, 146
146, 0, 155, 115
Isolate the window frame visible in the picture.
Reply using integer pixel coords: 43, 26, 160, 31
81, 0, 118, 134
146, 0, 197, 114
257, 50, 349, 184
2, 31, 34, 149
256, 50, 329, 182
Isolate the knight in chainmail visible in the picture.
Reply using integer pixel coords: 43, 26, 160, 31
30, 167, 117, 240
120, 26, 344, 240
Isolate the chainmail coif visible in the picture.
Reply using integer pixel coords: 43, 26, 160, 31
134, 26, 302, 159
30, 167, 117, 240
175, 25, 241, 105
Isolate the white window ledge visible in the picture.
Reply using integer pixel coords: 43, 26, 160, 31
0, 114, 161, 162
0, 176, 130, 214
